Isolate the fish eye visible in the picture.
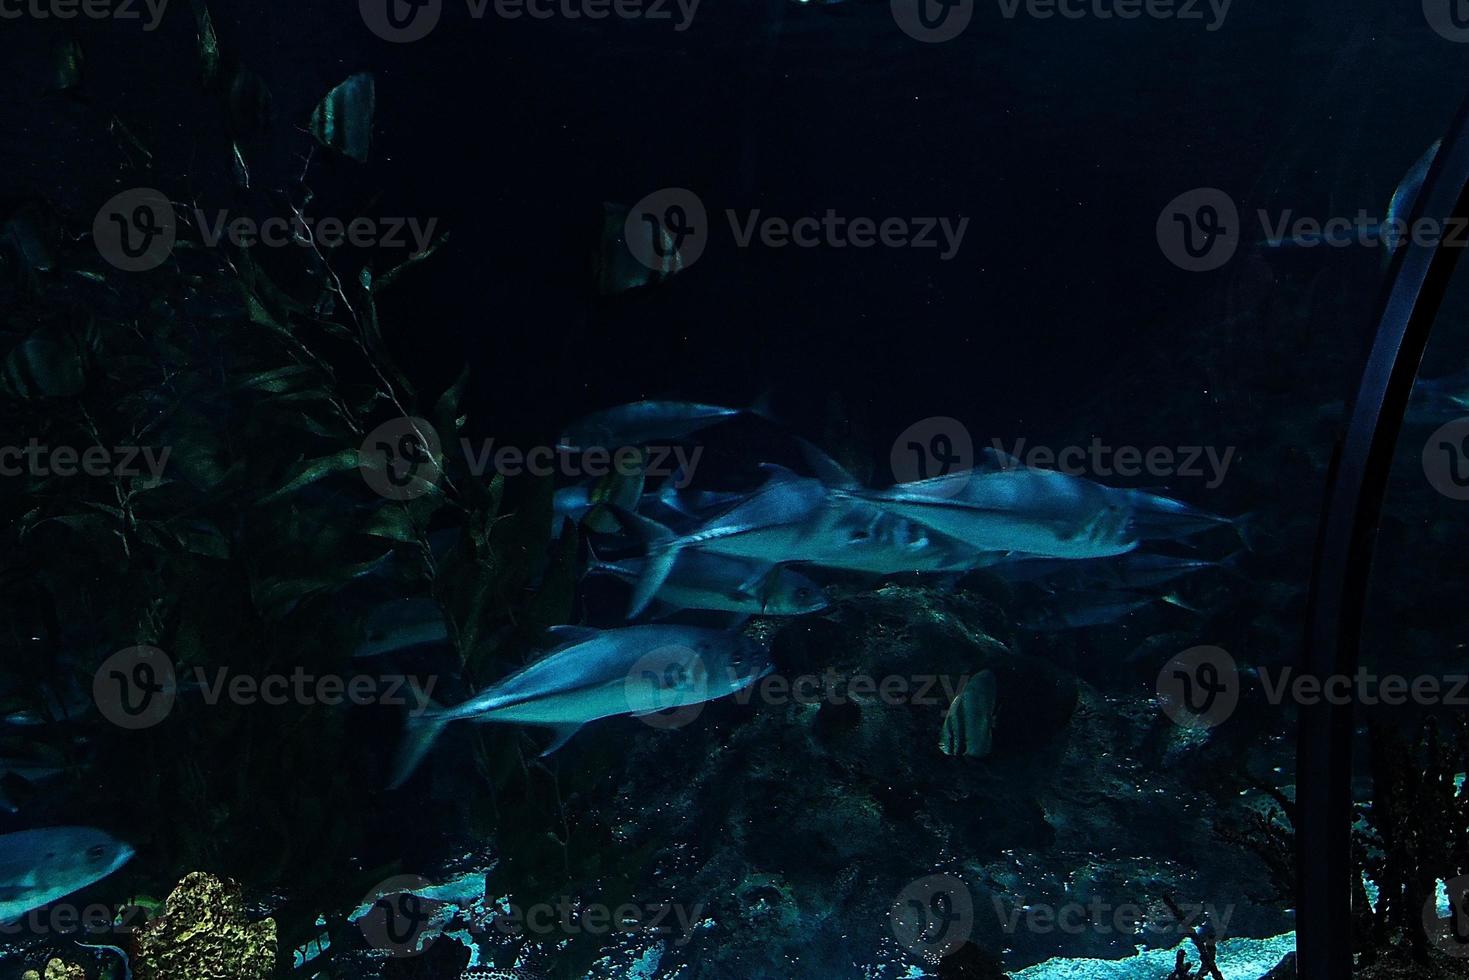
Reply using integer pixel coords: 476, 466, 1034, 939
849, 529, 870, 541
87, 845, 105, 860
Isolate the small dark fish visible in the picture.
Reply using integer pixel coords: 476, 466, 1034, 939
940, 670, 996, 759
1019, 590, 1198, 631
994, 551, 1239, 591
354, 598, 450, 659
558, 400, 745, 451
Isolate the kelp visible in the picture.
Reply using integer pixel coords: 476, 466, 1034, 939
0, 22, 601, 980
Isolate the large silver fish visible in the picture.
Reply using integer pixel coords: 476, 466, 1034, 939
0, 826, 134, 924
589, 551, 829, 618
840, 465, 1138, 561
621, 466, 981, 616
391, 625, 770, 787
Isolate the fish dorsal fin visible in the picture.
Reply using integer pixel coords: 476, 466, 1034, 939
977, 447, 1024, 471
544, 625, 601, 645
795, 437, 860, 488
757, 463, 804, 484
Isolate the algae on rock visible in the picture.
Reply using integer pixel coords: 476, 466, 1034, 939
132, 872, 276, 980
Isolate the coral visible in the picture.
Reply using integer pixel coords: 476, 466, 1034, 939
131, 872, 277, 980
20, 961, 85, 980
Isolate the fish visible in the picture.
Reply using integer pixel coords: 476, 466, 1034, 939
840, 464, 1139, 561
354, 598, 450, 659
0, 827, 134, 924
1384, 140, 1440, 249
593, 200, 685, 296
992, 550, 1240, 592
309, 73, 375, 163
939, 670, 996, 759
1017, 591, 1156, 631
558, 399, 760, 451
1017, 590, 1199, 631
0, 755, 69, 813
1261, 141, 1438, 250
619, 466, 981, 617
1405, 365, 1469, 423
390, 624, 771, 787
588, 550, 829, 618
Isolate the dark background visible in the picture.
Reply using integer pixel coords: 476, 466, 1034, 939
2, 0, 1464, 493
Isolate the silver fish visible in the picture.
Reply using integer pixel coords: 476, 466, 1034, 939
558, 400, 747, 451
842, 465, 1138, 561
0, 827, 134, 924
993, 550, 1239, 591
621, 466, 979, 617
391, 624, 770, 787
589, 551, 828, 618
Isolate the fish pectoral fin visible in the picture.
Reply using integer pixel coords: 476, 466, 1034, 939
538, 722, 586, 757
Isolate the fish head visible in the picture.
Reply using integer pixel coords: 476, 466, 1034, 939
1084, 500, 1139, 553
32, 827, 135, 890
621, 632, 769, 714
760, 568, 830, 616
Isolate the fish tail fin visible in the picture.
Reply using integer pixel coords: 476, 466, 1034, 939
1232, 512, 1258, 552
388, 684, 450, 789
582, 540, 610, 579
748, 390, 778, 424
610, 507, 683, 618
1162, 592, 1204, 616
